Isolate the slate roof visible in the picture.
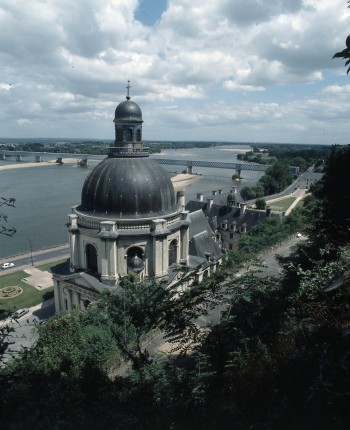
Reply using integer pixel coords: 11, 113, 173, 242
187, 210, 223, 269
186, 193, 270, 234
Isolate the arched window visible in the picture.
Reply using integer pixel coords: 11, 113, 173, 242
168, 239, 177, 266
127, 246, 144, 273
86, 244, 98, 272
136, 129, 142, 142
127, 128, 133, 141
117, 128, 123, 142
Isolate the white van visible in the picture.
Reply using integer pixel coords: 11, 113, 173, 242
13, 308, 29, 319
1, 262, 14, 269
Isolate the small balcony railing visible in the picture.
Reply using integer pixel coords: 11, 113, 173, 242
108, 146, 149, 158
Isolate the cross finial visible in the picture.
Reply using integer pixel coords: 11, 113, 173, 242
126, 80, 131, 100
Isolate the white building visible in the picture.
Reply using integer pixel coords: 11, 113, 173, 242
54, 84, 223, 313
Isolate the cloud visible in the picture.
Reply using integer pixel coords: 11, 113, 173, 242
0, 0, 350, 143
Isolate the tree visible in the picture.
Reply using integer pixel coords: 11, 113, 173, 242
290, 156, 307, 172
255, 198, 266, 209
0, 197, 16, 237
258, 161, 293, 195
333, 2, 350, 73
240, 186, 256, 200
312, 145, 350, 244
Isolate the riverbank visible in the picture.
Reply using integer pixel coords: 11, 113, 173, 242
0, 158, 78, 170
0, 159, 199, 190
171, 173, 199, 191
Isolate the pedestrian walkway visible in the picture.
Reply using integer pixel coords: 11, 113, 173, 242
22, 267, 53, 290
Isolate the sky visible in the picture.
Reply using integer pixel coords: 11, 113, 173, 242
1, 0, 350, 144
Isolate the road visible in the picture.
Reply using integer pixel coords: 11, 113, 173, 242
144, 233, 306, 360
0, 245, 68, 365
0, 244, 69, 274
1, 299, 55, 366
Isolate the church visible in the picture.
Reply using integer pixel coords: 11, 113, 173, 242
53, 83, 223, 313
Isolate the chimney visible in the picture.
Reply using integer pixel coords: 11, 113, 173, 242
212, 190, 217, 196
197, 193, 203, 202
177, 190, 185, 208
240, 203, 247, 215
218, 189, 223, 194
207, 198, 213, 209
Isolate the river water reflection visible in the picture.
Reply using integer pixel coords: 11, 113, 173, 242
0, 145, 263, 259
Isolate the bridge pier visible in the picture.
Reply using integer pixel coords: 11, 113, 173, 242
56, 157, 63, 164
186, 165, 193, 174
0, 154, 5, 160
35, 156, 42, 162
77, 158, 88, 167
16, 155, 22, 162
235, 168, 242, 179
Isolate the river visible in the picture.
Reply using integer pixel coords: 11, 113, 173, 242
0, 145, 264, 259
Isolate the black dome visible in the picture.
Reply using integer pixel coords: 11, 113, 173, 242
78, 157, 178, 219
114, 100, 142, 122
128, 255, 144, 272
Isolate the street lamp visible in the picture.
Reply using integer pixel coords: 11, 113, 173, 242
28, 239, 34, 266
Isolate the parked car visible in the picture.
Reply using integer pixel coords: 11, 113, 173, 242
13, 308, 29, 319
1, 262, 14, 270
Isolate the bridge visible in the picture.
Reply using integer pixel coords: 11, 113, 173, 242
0, 150, 300, 176
155, 158, 271, 176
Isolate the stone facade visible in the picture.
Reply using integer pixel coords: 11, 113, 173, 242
54, 84, 223, 313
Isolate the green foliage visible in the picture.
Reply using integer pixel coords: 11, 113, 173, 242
0, 271, 54, 312
312, 145, 350, 244
240, 183, 265, 200
0, 197, 16, 237
333, 4, 350, 75
255, 198, 266, 209
240, 161, 293, 201
290, 156, 308, 172
238, 210, 306, 256
240, 185, 256, 200
259, 161, 293, 195
3, 142, 350, 428
237, 144, 331, 169
6, 309, 120, 379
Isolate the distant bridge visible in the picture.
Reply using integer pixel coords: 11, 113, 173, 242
0, 151, 300, 175
155, 158, 269, 174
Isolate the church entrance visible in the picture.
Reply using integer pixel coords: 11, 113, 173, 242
86, 244, 98, 272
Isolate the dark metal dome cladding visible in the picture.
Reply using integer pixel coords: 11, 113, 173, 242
78, 157, 177, 218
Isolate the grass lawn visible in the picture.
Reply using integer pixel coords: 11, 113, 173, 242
37, 259, 68, 272
268, 196, 296, 211
0, 271, 53, 313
